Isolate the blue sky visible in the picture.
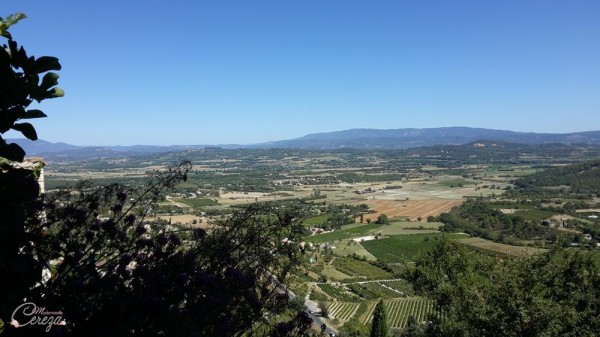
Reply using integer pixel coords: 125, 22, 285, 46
3, 1, 599, 145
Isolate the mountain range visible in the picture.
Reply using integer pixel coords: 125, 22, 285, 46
258, 127, 600, 149
9, 127, 600, 157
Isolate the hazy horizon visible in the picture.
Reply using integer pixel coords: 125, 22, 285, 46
7, 125, 600, 148
3, 1, 599, 145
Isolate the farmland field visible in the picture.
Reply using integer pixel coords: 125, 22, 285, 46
322, 263, 354, 281
317, 283, 358, 301
381, 280, 414, 296
170, 197, 218, 207
331, 240, 378, 261
459, 237, 548, 257
437, 178, 477, 187
362, 298, 439, 328
355, 199, 462, 221
347, 282, 402, 299
378, 221, 442, 235
361, 233, 469, 263
332, 258, 392, 279
304, 223, 383, 243
327, 302, 361, 321
303, 214, 330, 226
306, 220, 442, 244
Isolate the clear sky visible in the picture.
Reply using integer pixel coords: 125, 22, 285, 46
3, 0, 599, 145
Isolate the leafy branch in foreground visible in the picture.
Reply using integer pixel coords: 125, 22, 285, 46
0, 13, 65, 333
1, 12, 63, 162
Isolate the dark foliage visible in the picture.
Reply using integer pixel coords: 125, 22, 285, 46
3, 162, 310, 336
407, 239, 600, 337
514, 159, 600, 195
1, 12, 62, 329
370, 300, 388, 337
436, 199, 551, 241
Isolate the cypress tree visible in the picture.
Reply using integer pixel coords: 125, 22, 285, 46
370, 299, 388, 337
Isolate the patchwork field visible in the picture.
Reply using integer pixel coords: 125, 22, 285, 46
355, 199, 462, 221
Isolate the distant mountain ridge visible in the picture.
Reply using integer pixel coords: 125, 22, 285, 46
7, 139, 242, 157
8, 127, 600, 156
255, 127, 600, 149
8, 139, 80, 155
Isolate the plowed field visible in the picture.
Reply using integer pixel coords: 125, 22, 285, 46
355, 199, 462, 221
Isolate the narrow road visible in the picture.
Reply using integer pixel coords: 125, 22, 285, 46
304, 291, 338, 336
267, 271, 338, 335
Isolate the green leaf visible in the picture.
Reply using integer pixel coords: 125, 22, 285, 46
0, 13, 27, 39
12, 122, 38, 140
48, 87, 65, 98
0, 26, 10, 39
40, 72, 60, 91
5, 13, 27, 27
33, 86, 65, 102
23, 109, 47, 119
34, 56, 62, 73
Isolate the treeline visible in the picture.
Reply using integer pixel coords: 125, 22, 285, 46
513, 159, 600, 195
434, 199, 553, 242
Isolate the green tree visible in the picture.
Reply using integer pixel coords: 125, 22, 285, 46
338, 320, 369, 337
370, 299, 388, 337
395, 316, 425, 337
375, 214, 389, 225
319, 301, 329, 318
407, 239, 600, 337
